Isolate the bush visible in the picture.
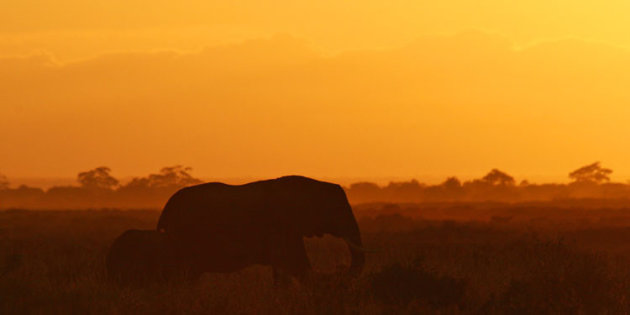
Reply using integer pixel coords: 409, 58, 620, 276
482, 239, 618, 314
369, 261, 466, 308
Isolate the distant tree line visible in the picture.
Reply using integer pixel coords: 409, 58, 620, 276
0, 162, 628, 209
345, 162, 626, 204
0, 165, 201, 209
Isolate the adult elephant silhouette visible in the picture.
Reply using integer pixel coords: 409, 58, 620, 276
157, 176, 365, 282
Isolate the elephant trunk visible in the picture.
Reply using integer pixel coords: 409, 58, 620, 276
346, 240, 365, 276
343, 222, 365, 276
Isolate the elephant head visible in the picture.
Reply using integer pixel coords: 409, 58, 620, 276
270, 176, 366, 275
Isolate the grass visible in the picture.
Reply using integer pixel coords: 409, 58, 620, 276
2, 205, 630, 314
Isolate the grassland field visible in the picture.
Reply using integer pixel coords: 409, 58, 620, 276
3, 201, 630, 314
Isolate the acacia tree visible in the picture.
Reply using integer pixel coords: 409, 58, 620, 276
148, 165, 202, 188
441, 177, 462, 189
77, 167, 119, 190
569, 162, 612, 184
0, 173, 8, 190
482, 169, 515, 186
123, 165, 202, 190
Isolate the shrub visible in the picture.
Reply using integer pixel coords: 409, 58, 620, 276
482, 239, 618, 314
369, 261, 466, 308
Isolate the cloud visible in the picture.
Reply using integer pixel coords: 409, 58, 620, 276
1, 32, 630, 179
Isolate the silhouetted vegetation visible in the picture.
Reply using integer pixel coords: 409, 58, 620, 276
370, 262, 466, 308
2, 207, 630, 314
0, 165, 202, 209
78, 166, 119, 190
569, 162, 612, 184
0, 173, 8, 191
2, 162, 630, 209
347, 162, 630, 204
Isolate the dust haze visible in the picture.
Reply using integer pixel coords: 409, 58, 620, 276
4, 1, 630, 313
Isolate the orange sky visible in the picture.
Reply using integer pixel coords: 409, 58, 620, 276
2, 1, 630, 184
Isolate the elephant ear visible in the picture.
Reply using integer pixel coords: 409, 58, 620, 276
298, 183, 345, 237
267, 177, 356, 237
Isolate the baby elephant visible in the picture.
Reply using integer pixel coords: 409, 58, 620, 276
106, 229, 180, 285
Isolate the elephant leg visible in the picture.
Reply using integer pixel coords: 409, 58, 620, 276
271, 235, 311, 285
272, 266, 292, 286
170, 253, 204, 282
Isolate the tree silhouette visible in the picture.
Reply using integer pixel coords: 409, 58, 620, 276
441, 177, 462, 189
77, 167, 119, 190
569, 162, 612, 184
481, 169, 515, 186
0, 173, 8, 190
124, 165, 202, 189
349, 182, 381, 193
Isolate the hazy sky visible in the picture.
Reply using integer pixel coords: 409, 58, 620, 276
2, 1, 630, 183
4, 0, 630, 60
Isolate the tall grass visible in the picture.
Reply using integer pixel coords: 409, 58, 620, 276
1, 208, 629, 314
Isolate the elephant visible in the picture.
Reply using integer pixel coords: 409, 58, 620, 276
106, 229, 183, 285
156, 175, 366, 283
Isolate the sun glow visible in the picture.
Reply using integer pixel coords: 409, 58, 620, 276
2, 0, 630, 183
